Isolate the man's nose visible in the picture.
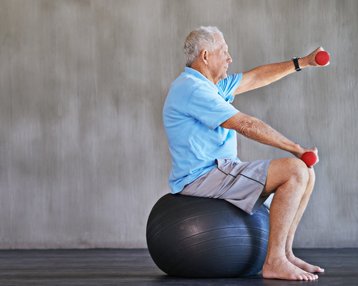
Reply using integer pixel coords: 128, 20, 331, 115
227, 53, 232, 64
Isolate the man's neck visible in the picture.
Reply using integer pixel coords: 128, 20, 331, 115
189, 63, 216, 84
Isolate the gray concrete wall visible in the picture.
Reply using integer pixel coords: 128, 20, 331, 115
0, 0, 356, 248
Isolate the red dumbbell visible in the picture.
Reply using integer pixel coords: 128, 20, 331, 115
315, 51, 330, 66
301, 151, 318, 168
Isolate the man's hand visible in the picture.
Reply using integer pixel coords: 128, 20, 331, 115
292, 146, 319, 165
300, 47, 330, 68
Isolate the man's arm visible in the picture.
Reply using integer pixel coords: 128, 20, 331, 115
221, 112, 313, 158
234, 47, 327, 95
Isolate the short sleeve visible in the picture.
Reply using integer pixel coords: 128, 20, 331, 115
217, 73, 243, 103
187, 85, 239, 130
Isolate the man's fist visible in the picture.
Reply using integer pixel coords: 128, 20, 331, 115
304, 47, 331, 67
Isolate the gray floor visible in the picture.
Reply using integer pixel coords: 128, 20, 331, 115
0, 248, 357, 285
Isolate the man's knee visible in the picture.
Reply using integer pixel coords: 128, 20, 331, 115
308, 168, 316, 185
303, 168, 316, 196
287, 158, 310, 186
264, 157, 309, 196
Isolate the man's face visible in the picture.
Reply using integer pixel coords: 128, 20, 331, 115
207, 35, 232, 83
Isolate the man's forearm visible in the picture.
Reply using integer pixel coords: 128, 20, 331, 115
235, 48, 327, 95
247, 58, 309, 89
224, 114, 303, 155
235, 57, 311, 95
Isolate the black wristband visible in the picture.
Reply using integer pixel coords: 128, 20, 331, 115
292, 57, 301, 71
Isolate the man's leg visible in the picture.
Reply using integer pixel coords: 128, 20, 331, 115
261, 158, 318, 281
285, 168, 325, 273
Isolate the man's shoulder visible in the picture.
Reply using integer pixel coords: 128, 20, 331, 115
171, 71, 203, 88
217, 73, 243, 97
169, 73, 212, 99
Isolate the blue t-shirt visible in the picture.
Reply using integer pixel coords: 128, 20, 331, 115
163, 67, 242, 194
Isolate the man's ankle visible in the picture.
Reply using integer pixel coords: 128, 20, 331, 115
285, 249, 295, 258
265, 254, 287, 265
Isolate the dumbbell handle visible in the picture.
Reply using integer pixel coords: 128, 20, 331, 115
301, 152, 318, 168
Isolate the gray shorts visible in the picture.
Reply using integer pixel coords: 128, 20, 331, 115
181, 158, 271, 215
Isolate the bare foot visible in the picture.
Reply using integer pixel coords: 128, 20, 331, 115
287, 253, 325, 273
262, 256, 319, 281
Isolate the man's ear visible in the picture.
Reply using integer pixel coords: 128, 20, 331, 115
200, 49, 209, 65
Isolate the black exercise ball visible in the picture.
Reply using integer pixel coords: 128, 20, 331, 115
146, 194, 269, 278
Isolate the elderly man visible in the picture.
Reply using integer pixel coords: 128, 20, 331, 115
163, 26, 327, 281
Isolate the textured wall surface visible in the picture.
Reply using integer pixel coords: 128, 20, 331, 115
0, 0, 357, 248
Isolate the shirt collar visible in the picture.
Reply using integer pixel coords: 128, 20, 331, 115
184, 67, 219, 92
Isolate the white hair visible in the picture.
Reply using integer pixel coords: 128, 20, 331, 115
184, 26, 224, 67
